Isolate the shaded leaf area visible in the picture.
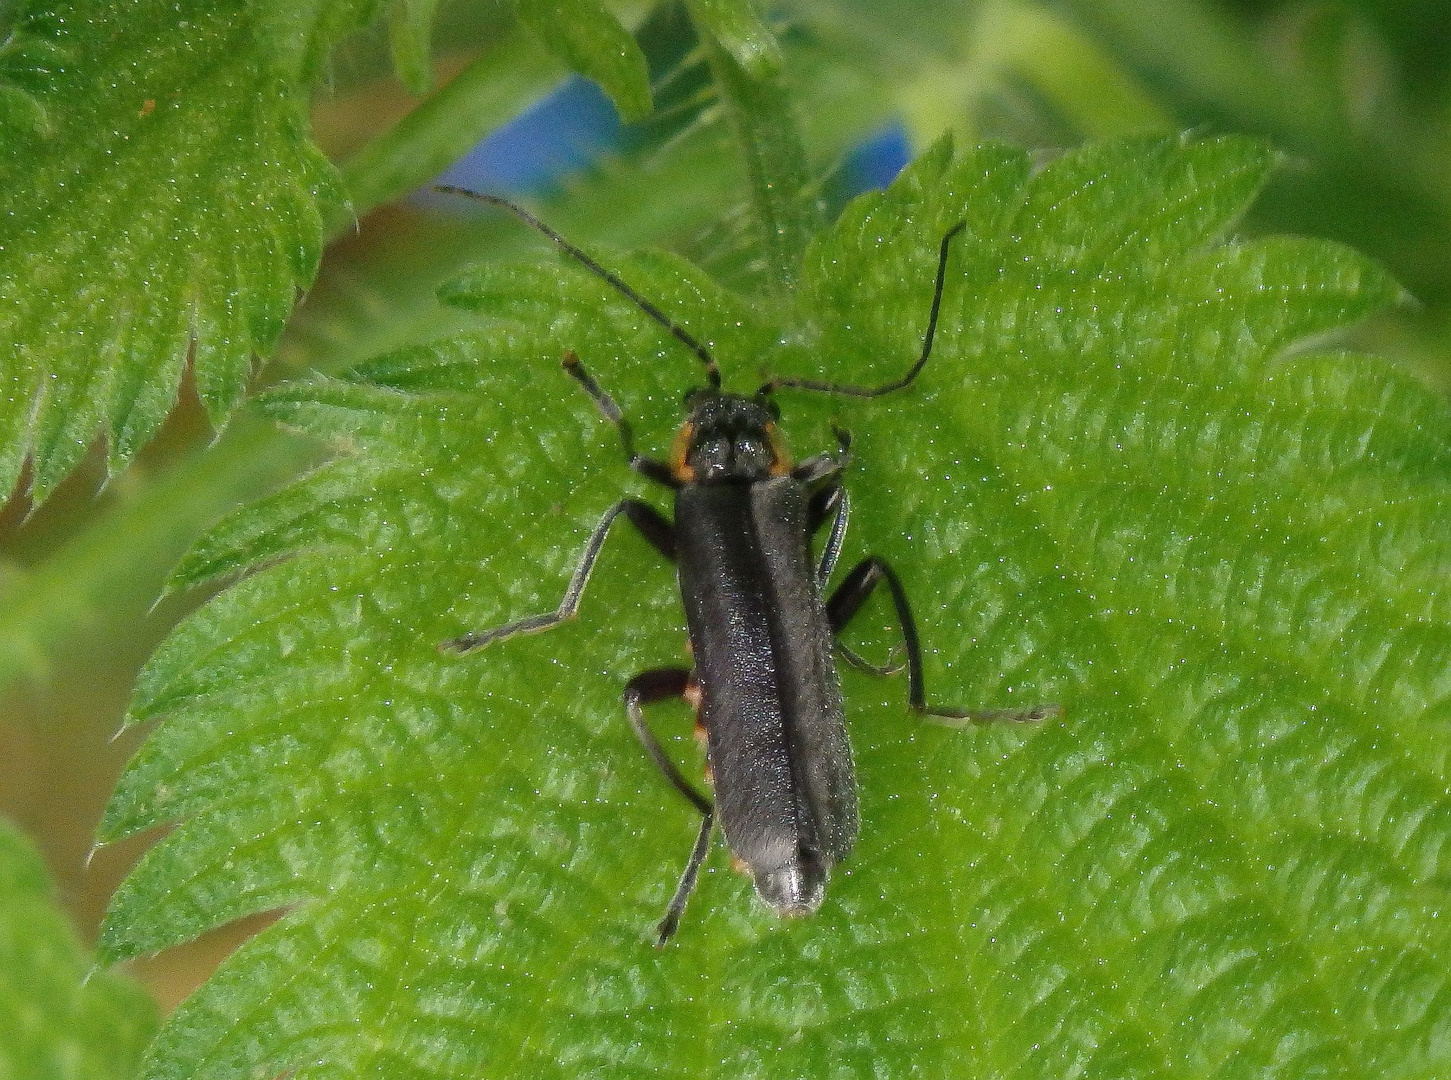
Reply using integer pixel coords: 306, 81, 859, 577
99, 136, 1451, 1078
0, 7, 63, 135
0, 0, 382, 503
0, 820, 156, 1080
513, 0, 652, 122
510, 0, 780, 129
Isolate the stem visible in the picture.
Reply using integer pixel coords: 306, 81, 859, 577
695, 17, 816, 294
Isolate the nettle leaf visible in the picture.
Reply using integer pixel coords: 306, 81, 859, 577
513, 0, 652, 123
0, 0, 387, 503
686, 0, 783, 76
0, 819, 156, 1080
0, 7, 62, 136
100, 135, 1451, 1078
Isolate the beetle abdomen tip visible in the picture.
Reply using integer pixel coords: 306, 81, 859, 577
753, 859, 828, 917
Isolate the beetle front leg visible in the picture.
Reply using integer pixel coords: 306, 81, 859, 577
827, 556, 1059, 724
810, 484, 848, 588
806, 485, 909, 676
624, 668, 713, 946
441, 499, 674, 653
793, 423, 852, 494
564, 351, 677, 489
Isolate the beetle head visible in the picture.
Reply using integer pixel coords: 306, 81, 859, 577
672, 390, 790, 483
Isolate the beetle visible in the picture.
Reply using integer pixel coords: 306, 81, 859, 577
436, 186, 1056, 943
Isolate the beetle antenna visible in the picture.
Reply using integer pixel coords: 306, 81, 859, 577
435, 186, 722, 389
759, 221, 967, 399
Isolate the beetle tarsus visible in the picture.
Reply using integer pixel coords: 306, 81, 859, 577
837, 640, 906, 677
925, 703, 1063, 726
439, 613, 562, 654
656, 810, 714, 946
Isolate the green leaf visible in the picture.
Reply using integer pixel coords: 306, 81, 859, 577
387, 0, 440, 96
0, 818, 157, 1080
685, 0, 782, 76
101, 135, 1449, 1078
0, 5, 63, 136
513, 0, 652, 122
0, 0, 383, 502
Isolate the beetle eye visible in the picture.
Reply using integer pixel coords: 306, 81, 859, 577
736, 437, 766, 464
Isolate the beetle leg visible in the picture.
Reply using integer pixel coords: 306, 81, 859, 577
806, 483, 841, 533
441, 499, 674, 653
563, 352, 678, 488
793, 423, 852, 490
837, 640, 905, 677
812, 491, 907, 673
794, 455, 830, 484
620, 499, 677, 563
804, 426, 855, 585
924, 703, 1062, 726
827, 556, 1057, 724
810, 486, 849, 589
624, 668, 714, 945
793, 453, 843, 488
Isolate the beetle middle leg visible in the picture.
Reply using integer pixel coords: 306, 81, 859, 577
624, 668, 714, 945
827, 556, 1057, 723
441, 499, 674, 653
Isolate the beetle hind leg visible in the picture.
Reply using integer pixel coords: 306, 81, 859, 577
658, 813, 714, 945
827, 556, 1059, 724
837, 640, 905, 677
624, 668, 714, 945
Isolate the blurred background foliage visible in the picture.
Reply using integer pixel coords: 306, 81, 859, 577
2, 0, 1448, 1022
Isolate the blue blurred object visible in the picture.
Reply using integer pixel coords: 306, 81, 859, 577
427, 72, 911, 205
840, 123, 911, 193
431, 75, 622, 197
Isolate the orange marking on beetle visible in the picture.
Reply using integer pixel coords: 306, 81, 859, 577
670, 422, 696, 483
766, 421, 793, 476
